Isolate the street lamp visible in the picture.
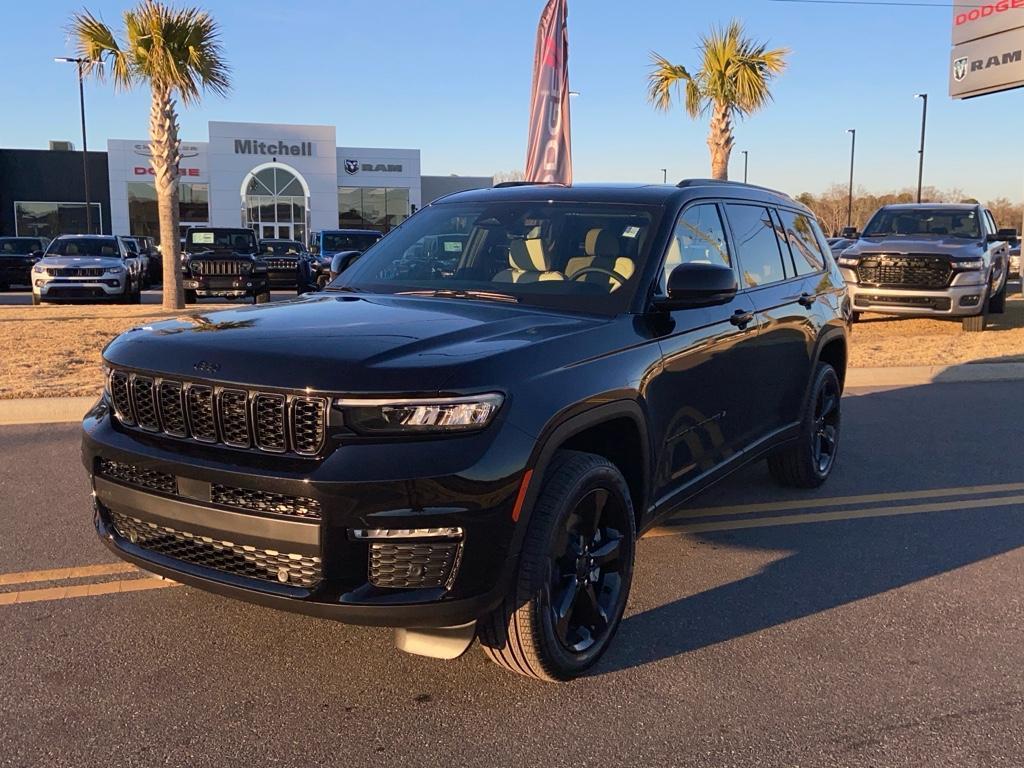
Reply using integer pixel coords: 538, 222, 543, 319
846, 129, 857, 229
915, 93, 928, 204
741, 150, 749, 183
54, 56, 93, 234
660, 168, 667, 184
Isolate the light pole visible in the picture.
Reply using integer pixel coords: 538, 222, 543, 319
660, 168, 667, 184
846, 129, 857, 229
741, 150, 749, 183
54, 56, 93, 233
915, 93, 928, 203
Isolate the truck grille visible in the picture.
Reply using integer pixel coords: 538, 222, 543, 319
110, 511, 322, 588
190, 259, 248, 276
47, 266, 106, 277
96, 458, 320, 519
856, 254, 952, 289
108, 368, 328, 457
265, 258, 298, 271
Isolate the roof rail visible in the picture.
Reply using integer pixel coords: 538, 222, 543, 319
493, 181, 568, 188
676, 178, 788, 197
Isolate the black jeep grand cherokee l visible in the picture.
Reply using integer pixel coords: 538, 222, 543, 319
83, 181, 849, 681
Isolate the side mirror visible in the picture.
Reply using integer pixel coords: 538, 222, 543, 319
329, 250, 362, 280
994, 228, 1019, 245
654, 262, 738, 311
840, 227, 859, 239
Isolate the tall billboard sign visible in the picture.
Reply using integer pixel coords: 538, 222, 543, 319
950, 3, 1024, 98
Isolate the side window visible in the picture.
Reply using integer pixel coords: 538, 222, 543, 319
724, 204, 788, 288
777, 209, 826, 276
984, 210, 997, 235
660, 203, 730, 292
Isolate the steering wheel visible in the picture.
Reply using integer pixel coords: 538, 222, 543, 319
570, 266, 628, 288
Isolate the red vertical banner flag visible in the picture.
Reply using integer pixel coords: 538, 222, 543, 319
525, 0, 572, 185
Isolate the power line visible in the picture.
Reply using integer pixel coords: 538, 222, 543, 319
768, 0, 985, 8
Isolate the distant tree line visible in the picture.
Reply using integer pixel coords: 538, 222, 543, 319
796, 184, 1024, 236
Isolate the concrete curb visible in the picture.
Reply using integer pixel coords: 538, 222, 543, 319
1, 363, 1023, 426
0, 396, 97, 426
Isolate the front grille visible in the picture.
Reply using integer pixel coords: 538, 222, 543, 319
856, 254, 952, 289
43, 287, 107, 299
97, 458, 320, 519
211, 484, 321, 518
190, 259, 247, 276
369, 541, 461, 589
97, 459, 177, 494
265, 258, 298, 271
108, 367, 329, 457
47, 266, 105, 277
110, 511, 322, 588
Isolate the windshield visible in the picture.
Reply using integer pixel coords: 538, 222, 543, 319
261, 241, 304, 255
186, 229, 258, 254
322, 232, 381, 252
862, 209, 981, 239
46, 238, 120, 258
332, 201, 660, 315
0, 238, 41, 254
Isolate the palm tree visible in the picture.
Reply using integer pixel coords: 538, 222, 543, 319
69, 1, 229, 309
648, 21, 787, 181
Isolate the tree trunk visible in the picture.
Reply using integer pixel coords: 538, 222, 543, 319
150, 84, 183, 310
707, 102, 734, 181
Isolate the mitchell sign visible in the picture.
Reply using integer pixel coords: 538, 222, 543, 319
233, 139, 314, 157
950, 5, 1024, 98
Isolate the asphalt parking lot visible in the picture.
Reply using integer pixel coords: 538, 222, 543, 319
2, 380, 1023, 767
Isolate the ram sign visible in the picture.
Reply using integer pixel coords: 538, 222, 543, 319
950, 4, 1024, 98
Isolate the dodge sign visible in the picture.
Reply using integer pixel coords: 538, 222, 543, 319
950, 5, 1024, 98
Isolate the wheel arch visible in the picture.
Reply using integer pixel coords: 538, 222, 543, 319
814, 326, 848, 391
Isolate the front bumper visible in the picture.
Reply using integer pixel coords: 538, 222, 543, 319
0, 262, 33, 286
842, 267, 988, 317
82, 400, 534, 627
183, 275, 269, 298
36, 277, 127, 301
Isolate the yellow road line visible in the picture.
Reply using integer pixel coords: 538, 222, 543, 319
0, 562, 137, 587
665, 482, 1024, 522
648, 492, 1024, 537
0, 577, 179, 606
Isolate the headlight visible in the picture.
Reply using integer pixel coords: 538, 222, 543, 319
837, 256, 859, 267
954, 259, 984, 270
32, 264, 46, 274
107, 266, 124, 275
337, 393, 504, 435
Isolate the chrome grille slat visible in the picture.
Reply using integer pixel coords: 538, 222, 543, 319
190, 259, 246, 276
48, 266, 106, 277
108, 367, 327, 457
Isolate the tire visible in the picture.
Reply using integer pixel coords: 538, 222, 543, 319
131, 280, 142, 304
962, 311, 987, 332
255, 290, 271, 304
31, 292, 41, 306
768, 362, 841, 489
184, 289, 197, 305
988, 282, 1006, 315
850, 311, 861, 324
479, 450, 636, 682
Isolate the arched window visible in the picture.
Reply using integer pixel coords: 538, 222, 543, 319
242, 164, 308, 243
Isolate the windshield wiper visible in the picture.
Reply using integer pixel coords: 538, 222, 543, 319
396, 289, 520, 303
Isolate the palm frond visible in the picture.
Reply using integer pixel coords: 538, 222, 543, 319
646, 52, 696, 113
68, 9, 133, 90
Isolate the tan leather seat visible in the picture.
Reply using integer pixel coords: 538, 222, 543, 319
565, 227, 635, 290
494, 238, 564, 283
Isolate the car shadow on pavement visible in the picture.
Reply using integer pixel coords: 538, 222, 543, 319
599, 373, 1024, 676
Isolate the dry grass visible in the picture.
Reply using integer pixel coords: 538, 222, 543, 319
1, 292, 1022, 399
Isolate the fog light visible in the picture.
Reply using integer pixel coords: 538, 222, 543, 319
34, 279, 45, 287
351, 527, 464, 541
960, 295, 980, 307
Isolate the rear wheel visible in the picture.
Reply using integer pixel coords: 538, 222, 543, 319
768, 362, 841, 488
479, 450, 636, 682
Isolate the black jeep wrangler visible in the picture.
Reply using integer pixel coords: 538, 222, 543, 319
181, 227, 271, 304
83, 180, 849, 681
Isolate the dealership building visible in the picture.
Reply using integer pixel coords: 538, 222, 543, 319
0, 121, 492, 242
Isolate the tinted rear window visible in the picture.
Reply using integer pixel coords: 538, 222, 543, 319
0, 238, 42, 254
724, 204, 789, 288
777, 209, 826, 275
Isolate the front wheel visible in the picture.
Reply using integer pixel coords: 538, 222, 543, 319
768, 362, 842, 488
31, 292, 41, 306
988, 282, 1006, 315
962, 310, 987, 332
184, 289, 197, 305
479, 450, 636, 682
254, 290, 271, 304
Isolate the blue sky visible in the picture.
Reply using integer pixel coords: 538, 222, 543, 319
2, 0, 1022, 202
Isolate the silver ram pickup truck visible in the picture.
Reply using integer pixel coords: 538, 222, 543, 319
837, 203, 1016, 332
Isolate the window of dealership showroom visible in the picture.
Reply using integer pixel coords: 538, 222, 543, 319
128, 181, 209, 238
338, 186, 409, 232
242, 163, 309, 241
15, 201, 102, 237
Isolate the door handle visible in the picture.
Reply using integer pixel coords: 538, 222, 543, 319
729, 309, 754, 328
798, 292, 816, 309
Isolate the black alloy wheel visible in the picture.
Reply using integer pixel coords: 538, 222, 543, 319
768, 362, 842, 488
812, 374, 840, 475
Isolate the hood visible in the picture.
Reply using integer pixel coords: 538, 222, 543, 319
102, 293, 607, 393
844, 236, 985, 259
39, 255, 123, 269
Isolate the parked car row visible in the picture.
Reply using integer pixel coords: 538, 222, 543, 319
29, 234, 145, 305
